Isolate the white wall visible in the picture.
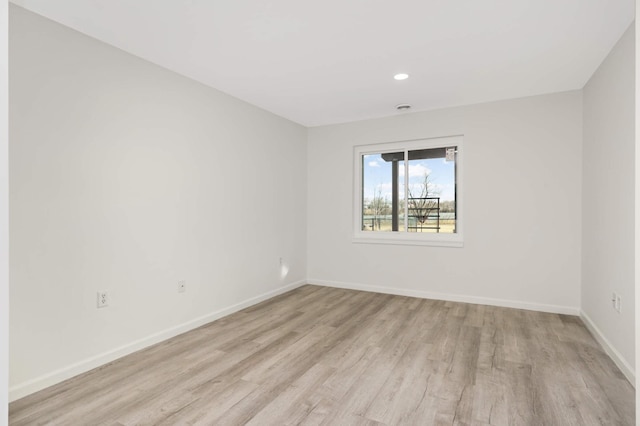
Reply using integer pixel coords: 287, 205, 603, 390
308, 92, 583, 313
636, 0, 640, 410
582, 24, 635, 381
9, 6, 307, 400
636, 1, 640, 410
1, 0, 8, 423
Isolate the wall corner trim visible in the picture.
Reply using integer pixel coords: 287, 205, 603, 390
580, 311, 635, 386
8, 279, 307, 402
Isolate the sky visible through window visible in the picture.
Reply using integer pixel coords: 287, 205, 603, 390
363, 154, 455, 202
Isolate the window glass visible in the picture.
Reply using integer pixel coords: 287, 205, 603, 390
405, 148, 456, 233
362, 152, 404, 232
354, 136, 463, 247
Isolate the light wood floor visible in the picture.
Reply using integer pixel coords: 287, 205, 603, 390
9, 285, 635, 425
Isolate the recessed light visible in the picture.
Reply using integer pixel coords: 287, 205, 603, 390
394, 73, 409, 81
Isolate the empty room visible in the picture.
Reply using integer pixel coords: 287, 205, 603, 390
2, 0, 639, 425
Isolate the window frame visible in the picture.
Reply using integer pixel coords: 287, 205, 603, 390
353, 135, 464, 247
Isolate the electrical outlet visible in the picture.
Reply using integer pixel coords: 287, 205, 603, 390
97, 291, 109, 308
611, 292, 622, 313
178, 280, 186, 293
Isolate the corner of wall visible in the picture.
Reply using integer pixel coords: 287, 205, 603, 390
1, 1, 8, 423
635, 4, 640, 403
581, 21, 636, 384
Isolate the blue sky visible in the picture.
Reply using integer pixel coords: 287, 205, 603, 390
363, 153, 455, 201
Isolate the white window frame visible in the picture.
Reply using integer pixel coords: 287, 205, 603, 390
353, 135, 464, 247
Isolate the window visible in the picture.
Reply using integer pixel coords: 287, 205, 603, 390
353, 136, 463, 247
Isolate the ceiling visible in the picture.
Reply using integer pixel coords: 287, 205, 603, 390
10, 0, 635, 127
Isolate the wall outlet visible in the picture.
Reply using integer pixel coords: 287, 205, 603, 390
611, 292, 621, 313
178, 280, 186, 293
97, 291, 109, 308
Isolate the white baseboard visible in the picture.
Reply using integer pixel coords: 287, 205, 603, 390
9, 279, 306, 402
580, 311, 635, 386
308, 279, 581, 316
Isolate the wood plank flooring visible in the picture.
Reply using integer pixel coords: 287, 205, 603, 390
9, 285, 635, 425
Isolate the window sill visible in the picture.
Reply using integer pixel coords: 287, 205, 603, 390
352, 233, 464, 248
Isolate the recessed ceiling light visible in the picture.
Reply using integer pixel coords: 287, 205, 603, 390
394, 73, 409, 81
